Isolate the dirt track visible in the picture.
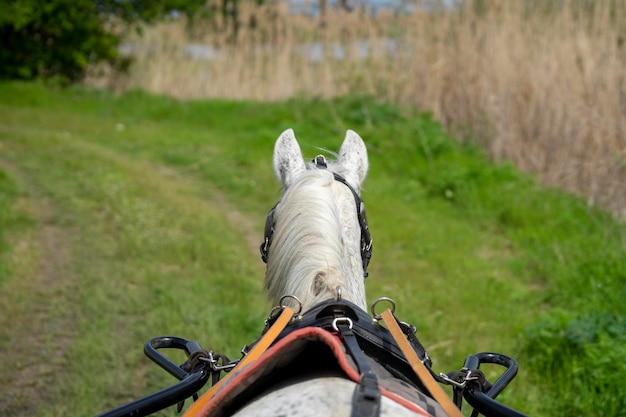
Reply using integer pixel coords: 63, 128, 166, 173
0, 155, 265, 416
0, 160, 78, 416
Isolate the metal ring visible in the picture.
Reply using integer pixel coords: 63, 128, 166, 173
279, 294, 303, 314
266, 305, 282, 321
371, 297, 396, 320
331, 317, 353, 332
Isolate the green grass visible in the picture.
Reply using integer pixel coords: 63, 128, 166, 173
0, 82, 624, 416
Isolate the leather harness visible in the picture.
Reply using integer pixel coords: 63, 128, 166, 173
257, 299, 461, 417
184, 299, 454, 417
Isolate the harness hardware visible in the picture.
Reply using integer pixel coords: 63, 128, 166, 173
370, 297, 396, 321
279, 294, 303, 314
332, 316, 354, 332
336, 285, 343, 301
198, 352, 237, 373
438, 368, 480, 389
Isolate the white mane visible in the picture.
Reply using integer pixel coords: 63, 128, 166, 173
264, 169, 366, 311
264, 129, 369, 313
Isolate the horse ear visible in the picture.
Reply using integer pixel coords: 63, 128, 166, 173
273, 129, 306, 188
338, 130, 368, 189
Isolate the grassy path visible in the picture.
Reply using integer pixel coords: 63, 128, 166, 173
0, 158, 78, 415
0, 121, 269, 415
0, 83, 624, 416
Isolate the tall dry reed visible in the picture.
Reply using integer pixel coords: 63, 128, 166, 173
88, 0, 626, 218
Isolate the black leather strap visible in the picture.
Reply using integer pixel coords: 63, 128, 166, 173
336, 321, 381, 417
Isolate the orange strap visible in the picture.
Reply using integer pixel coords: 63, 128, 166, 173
381, 309, 464, 417
183, 306, 295, 417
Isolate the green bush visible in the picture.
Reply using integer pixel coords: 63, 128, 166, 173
524, 310, 626, 415
0, 1, 119, 82
0, 0, 205, 83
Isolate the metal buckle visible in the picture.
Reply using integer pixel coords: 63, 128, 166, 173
439, 368, 480, 389
332, 317, 354, 332
312, 155, 327, 168
198, 351, 237, 372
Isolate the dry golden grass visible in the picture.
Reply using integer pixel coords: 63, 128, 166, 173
87, 0, 626, 218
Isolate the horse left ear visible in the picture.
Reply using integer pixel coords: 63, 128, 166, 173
338, 130, 369, 190
273, 129, 307, 188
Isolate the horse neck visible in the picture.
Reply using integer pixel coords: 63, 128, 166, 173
265, 171, 367, 312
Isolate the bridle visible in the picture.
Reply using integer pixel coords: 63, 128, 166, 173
260, 155, 373, 278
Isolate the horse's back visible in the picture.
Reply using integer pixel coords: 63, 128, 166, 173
232, 376, 429, 417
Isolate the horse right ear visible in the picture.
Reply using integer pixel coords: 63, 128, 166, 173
337, 130, 369, 190
273, 129, 306, 188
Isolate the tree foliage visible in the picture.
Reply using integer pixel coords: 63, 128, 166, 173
0, 0, 205, 83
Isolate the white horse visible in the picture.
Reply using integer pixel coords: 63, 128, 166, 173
263, 128, 369, 313
228, 129, 445, 417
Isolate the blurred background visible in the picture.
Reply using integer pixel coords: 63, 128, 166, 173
95, 0, 626, 221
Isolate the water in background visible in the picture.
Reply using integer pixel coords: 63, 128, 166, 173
123, 0, 456, 62
286, 0, 454, 16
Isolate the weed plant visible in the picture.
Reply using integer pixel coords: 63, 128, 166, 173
88, 0, 626, 223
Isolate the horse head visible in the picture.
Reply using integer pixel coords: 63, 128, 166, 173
261, 128, 372, 313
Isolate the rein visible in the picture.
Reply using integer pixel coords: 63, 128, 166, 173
182, 306, 295, 417
260, 155, 373, 278
381, 310, 464, 417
